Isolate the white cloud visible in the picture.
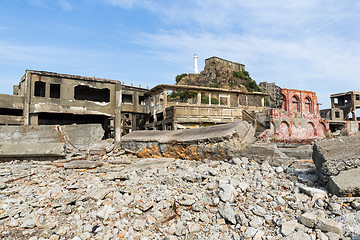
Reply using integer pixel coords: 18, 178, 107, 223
129, 28, 360, 108
58, 0, 72, 10
27, 0, 72, 10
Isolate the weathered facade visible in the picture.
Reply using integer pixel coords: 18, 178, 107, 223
144, 84, 267, 130
2, 70, 149, 141
259, 82, 282, 108
320, 91, 360, 134
264, 88, 330, 141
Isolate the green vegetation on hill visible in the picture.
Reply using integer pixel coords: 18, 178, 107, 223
168, 91, 196, 102
209, 78, 219, 88
233, 70, 261, 92
175, 73, 188, 83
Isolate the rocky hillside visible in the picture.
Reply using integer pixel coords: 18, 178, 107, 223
176, 63, 261, 93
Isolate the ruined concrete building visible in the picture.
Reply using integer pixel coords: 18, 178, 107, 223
144, 84, 267, 130
3, 70, 149, 141
260, 88, 330, 141
0, 65, 268, 139
320, 91, 360, 134
259, 82, 282, 108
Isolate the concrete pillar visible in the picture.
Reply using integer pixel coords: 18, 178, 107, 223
30, 114, 38, 125
352, 94, 357, 121
23, 71, 31, 125
245, 95, 248, 107
132, 114, 136, 132
163, 90, 167, 105
209, 93, 211, 105
261, 97, 264, 107
197, 91, 201, 105
114, 83, 122, 143
163, 90, 167, 120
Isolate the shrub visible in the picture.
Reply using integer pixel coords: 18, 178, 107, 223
175, 73, 188, 83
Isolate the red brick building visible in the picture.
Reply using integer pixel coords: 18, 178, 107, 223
268, 88, 330, 141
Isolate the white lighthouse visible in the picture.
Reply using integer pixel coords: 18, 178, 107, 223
194, 54, 199, 74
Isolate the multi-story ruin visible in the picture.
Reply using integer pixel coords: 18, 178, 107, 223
2, 70, 149, 141
144, 84, 267, 130
320, 91, 360, 134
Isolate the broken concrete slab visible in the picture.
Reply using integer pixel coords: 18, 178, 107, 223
312, 135, 360, 196
327, 168, 360, 196
88, 139, 114, 155
313, 135, 360, 178
121, 122, 255, 161
0, 143, 65, 159
237, 143, 288, 165
0, 124, 104, 149
64, 160, 103, 169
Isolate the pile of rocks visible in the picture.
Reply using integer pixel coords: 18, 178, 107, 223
0, 150, 359, 239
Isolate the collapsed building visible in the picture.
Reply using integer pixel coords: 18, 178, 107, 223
259, 88, 330, 141
1, 70, 149, 142
320, 91, 360, 134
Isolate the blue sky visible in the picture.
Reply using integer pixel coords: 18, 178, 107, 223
1, 0, 360, 108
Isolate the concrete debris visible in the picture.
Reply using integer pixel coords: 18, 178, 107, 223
0, 124, 104, 150
63, 160, 103, 169
0, 147, 357, 240
0, 143, 66, 159
327, 168, 360, 197
313, 135, 360, 196
122, 122, 255, 161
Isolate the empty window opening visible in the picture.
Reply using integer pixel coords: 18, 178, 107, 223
357, 95, 360, 100
305, 97, 312, 113
50, 84, 61, 98
34, 81, 46, 97
291, 95, 300, 112
122, 94, 133, 104
334, 98, 338, 104
335, 111, 340, 118
220, 96, 228, 105
74, 85, 110, 102
156, 112, 164, 121
0, 108, 23, 116
139, 96, 146, 105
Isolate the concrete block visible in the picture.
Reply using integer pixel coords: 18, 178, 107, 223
316, 217, 343, 235
122, 122, 255, 161
313, 136, 360, 178
0, 143, 65, 159
300, 212, 317, 228
327, 168, 360, 196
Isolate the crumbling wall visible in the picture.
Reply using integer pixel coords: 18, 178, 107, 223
267, 88, 330, 141
122, 122, 255, 161
313, 135, 360, 196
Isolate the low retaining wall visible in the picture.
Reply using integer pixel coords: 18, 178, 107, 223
122, 122, 255, 161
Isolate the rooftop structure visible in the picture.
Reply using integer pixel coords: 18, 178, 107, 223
320, 91, 360, 133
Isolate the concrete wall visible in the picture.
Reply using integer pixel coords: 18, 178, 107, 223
26, 73, 116, 117
0, 124, 104, 149
205, 56, 245, 72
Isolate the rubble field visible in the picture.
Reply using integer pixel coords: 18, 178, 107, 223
0, 145, 359, 240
